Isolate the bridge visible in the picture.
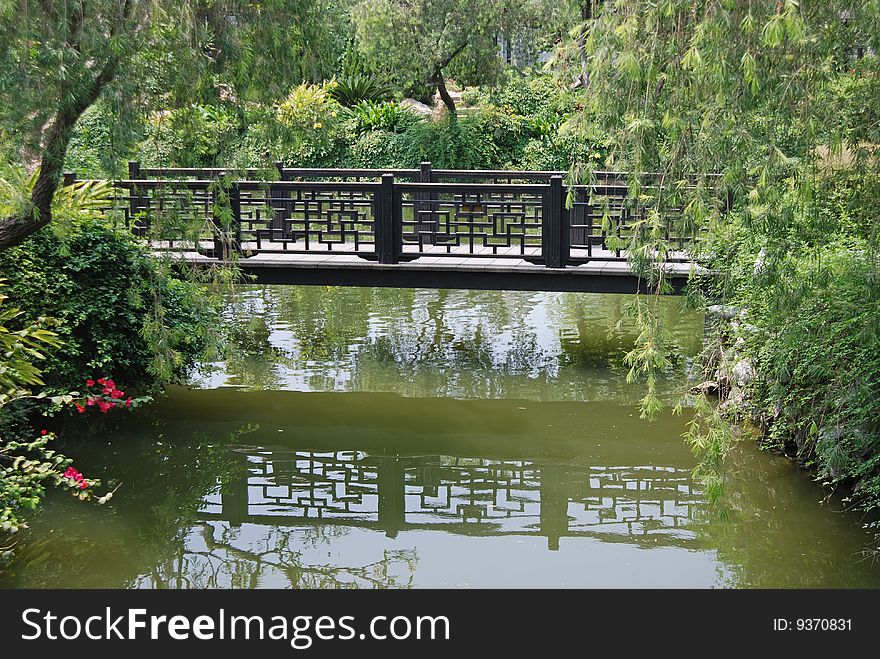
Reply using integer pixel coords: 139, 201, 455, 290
81, 161, 718, 294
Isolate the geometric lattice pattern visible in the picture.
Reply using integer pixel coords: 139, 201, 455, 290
400, 190, 544, 258
108, 167, 708, 265
240, 187, 376, 254
199, 450, 703, 545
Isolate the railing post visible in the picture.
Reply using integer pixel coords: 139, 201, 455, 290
212, 182, 241, 260
543, 175, 569, 268
375, 173, 400, 264
419, 161, 433, 184
724, 186, 734, 215
62, 171, 76, 187
229, 182, 242, 256
415, 160, 436, 240
272, 160, 290, 238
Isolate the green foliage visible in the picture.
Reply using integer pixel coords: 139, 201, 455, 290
578, 0, 880, 531
490, 74, 571, 118
272, 83, 350, 166
350, 101, 421, 135
349, 130, 412, 168
65, 100, 143, 179
138, 105, 242, 168
0, 285, 114, 555
0, 286, 60, 406
718, 236, 879, 511
0, 219, 219, 392
351, 0, 561, 108
521, 133, 605, 171
329, 74, 393, 107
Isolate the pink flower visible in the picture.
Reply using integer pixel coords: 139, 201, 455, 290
97, 401, 113, 414
104, 379, 115, 390
86, 397, 95, 407
86, 379, 95, 387
125, 398, 133, 408
97, 378, 106, 385
110, 389, 124, 399
75, 403, 86, 413
79, 480, 89, 490
64, 466, 83, 482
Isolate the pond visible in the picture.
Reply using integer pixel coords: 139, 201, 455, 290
2, 286, 878, 588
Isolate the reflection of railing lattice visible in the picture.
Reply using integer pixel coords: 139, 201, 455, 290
199, 449, 704, 548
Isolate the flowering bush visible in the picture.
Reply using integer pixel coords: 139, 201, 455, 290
1, 375, 145, 543
72, 377, 148, 415
0, 286, 142, 561
272, 82, 350, 166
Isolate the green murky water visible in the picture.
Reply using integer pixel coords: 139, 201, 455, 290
2, 286, 878, 588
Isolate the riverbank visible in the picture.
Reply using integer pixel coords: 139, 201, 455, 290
697, 254, 880, 552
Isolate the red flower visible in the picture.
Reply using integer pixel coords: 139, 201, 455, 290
110, 389, 124, 399
86, 397, 95, 407
40, 429, 47, 435
125, 398, 133, 408
79, 480, 89, 490
97, 378, 106, 385
86, 379, 95, 387
104, 379, 115, 390
64, 466, 83, 482
97, 401, 113, 414
75, 403, 86, 413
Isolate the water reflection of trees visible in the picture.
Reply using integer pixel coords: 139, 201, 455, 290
136, 523, 418, 589
209, 286, 704, 401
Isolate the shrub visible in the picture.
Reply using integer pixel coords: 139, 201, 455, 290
349, 130, 414, 168
521, 133, 607, 171
744, 247, 880, 514
272, 83, 352, 166
0, 220, 219, 392
489, 74, 574, 119
462, 107, 528, 167
0, 285, 142, 555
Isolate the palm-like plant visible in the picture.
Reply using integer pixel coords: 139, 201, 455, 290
329, 74, 393, 107
0, 163, 114, 236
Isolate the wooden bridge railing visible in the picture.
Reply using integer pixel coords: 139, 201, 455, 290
72, 161, 721, 268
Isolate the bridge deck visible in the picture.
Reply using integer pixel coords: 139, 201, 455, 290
168, 244, 701, 294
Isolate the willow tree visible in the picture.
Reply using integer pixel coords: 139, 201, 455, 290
0, 0, 350, 250
575, 1, 880, 510
574, 0, 878, 404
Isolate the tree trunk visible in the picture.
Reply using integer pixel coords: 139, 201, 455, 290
0, 64, 117, 251
433, 68, 456, 117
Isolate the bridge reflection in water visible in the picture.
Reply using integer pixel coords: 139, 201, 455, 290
200, 448, 701, 552
119, 389, 711, 588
